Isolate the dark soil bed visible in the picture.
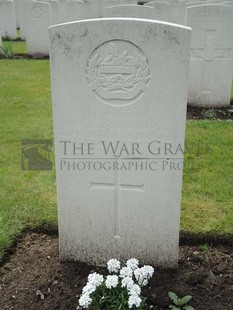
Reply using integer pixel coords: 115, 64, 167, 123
187, 105, 233, 120
0, 233, 233, 310
0, 53, 49, 60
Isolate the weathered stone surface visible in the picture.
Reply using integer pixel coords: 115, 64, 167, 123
49, 18, 191, 267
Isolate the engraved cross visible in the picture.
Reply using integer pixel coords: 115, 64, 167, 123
91, 158, 144, 238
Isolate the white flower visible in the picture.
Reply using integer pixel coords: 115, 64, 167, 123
121, 277, 134, 289
79, 293, 92, 308
87, 272, 104, 287
107, 259, 121, 273
134, 265, 154, 286
120, 266, 133, 279
128, 293, 142, 308
134, 269, 142, 284
105, 275, 119, 289
126, 258, 139, 271
128, 284, 141, 296
142, 265, 154, 278
82, 283, 96, 295
134, 270, 147, 287
141, 278, 148, 286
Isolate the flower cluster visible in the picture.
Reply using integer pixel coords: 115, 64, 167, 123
79, 272, 104, 308
78, 258, 154, 309
105, 275, 119, 289
107, 258, 121, 273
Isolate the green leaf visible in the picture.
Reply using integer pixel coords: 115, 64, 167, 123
179, 295, 192, 306
183, 306, 194, 310
168, 291, 179, 304
169, 306, 181, 310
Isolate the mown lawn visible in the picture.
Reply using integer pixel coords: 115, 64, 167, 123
182, 121, 233, 233
0, 60, 56, 260
3, 41, 27, 54
0, 59, 233, 260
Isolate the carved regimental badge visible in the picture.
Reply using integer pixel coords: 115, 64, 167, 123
31, 6, 43, 18
86, 40, 150, 106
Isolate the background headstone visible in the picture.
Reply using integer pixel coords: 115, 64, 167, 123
14, 0, 21, 28
0, 0, 17, 39
186, 4, 233, 106
221, 1, 233, 4
49, 18, 191, 267
88, 0, 104, 18
103, 4, 156, 18
102, 0, 138, 9
42, 0, 60, 25
147, 2, 173, 22
18, 0, 29, 40
59, 0, 85, 23
59, 0, 101, 22
25, 1, 51, 55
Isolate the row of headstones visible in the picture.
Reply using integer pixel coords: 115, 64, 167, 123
1, 0, 232, 41
1, 1, 233, 107
0, 0, 137, 40
145, 0, 233, 24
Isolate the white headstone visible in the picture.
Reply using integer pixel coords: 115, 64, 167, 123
42, 0, 60, 25
49, 18, 191, 267
59, 0, 83, 22
145, 1, 182, 25
0, 0, 17, 39
186, 4, 233, 107
221, 1, 233, 5
147, 0, 173, 2
169, 1, 203, 25
102, 0, 137, 9
147, 2, 173, 22
146, 1, 202, 25
180, 0, 202, 3
207, 0, 225, 3
25, 1, 51, 55
58, 0, 67, 22
103, 4, 156, 18
118, 0, 137, 2
18, 0, 28, 40
88, 0, 103, 18
180, 2, 203, 24
14, 0, 21, 28
59, 0, 102, 22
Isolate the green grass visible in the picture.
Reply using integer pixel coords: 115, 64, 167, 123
0, 59, 233, 260
0, 60, 56, 259
181, 120, 233, 233
3, 41, 27, 54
